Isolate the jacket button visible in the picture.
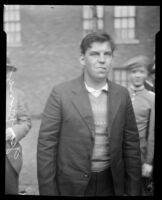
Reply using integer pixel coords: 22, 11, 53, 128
84, 174, 89, 178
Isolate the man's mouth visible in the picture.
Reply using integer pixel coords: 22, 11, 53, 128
135, 79, 142, 82
97, 67, 107, 70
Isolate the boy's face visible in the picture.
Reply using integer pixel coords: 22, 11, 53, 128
129, 66, 148, 87
80, 41, 113, 82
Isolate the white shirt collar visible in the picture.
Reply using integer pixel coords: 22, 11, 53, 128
84, 82, 108, 97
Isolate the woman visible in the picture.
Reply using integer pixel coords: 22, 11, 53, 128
6, 57, 32, 194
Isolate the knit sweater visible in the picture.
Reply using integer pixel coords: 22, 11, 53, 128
87, 90, 110, 172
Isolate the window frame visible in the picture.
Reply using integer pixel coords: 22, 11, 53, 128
82, 5, 104, 35
4, 4, 22, 47
112, 67, 129, 88
114, 6, 139, 44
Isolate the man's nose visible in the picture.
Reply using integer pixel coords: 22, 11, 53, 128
98, 54, 105, 63
135, 72, 141, 76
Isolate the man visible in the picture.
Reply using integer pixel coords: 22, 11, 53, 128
6, 57, 32, 194
144, 62, 155, 92
37, 32, 141, 196
125, 55, 155, 196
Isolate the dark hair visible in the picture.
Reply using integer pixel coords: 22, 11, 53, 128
80, 32, 116, 55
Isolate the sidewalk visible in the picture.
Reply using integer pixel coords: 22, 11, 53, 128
19, 119, 41, 195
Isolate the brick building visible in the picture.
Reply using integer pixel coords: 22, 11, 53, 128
4, 5, 160, 117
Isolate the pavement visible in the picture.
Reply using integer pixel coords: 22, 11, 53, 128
19, 119, 41, 195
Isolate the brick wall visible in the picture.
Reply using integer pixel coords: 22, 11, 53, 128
7, 5, 83, 116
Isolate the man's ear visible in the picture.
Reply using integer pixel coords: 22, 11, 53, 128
79, 54, 85, 66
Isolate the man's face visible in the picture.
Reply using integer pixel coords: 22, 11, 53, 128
80, 42, 113, 82
129, 66, 148, 87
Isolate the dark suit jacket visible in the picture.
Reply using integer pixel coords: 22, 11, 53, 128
37, 74, 142, 196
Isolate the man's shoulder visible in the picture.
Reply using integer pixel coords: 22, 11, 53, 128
109, 80, 128, 94
52, 76, 81, 92
144, 89, 155, 102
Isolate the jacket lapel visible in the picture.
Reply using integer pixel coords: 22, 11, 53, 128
108, 81, 121, 136
70, 76, 122, 138
71, 76, 95, 137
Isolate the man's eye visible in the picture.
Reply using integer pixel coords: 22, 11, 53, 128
91, 53, 98, 56
105, 52, 112, 56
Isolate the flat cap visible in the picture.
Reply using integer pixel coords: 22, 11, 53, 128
123, 55, 153, 72
7, 57, 17, 72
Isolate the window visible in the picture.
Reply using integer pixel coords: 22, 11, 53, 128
114, 6, 136, 41
83, 5, 104, 34
4, 5, 21, 46
112, 68, 128, 88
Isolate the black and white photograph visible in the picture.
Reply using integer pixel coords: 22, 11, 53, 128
4, 5, 159, 196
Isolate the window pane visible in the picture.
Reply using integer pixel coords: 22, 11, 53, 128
83, 19, 93, 30
9, 11, 14, 21
97, 19, 103, 30
121, 29, 128, 39
114, 18, 121, 28
114, 70, 128, 86
128, 29, 135, 39
4, 23, 9, 32
15, 32, 21, 43
15, 22, 21, 31
114, 6, 122, 17
4, 5, 21, 46
10, 23, 16, 32
83, 6, 93, 19
8, 11, 12, 21
14, 10, 20, 21
121, 70, 127, 81
7, 32, 13, 43
128, 6, 135, 17
96, 6, 104, 18
4, 10, 8, 21
83, 20, 89, 30
5, 11, 10, 21
121, 18, 128, 28
121, 6, 128, 17
115, 29, 121, 39
128, 18, 135, 28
